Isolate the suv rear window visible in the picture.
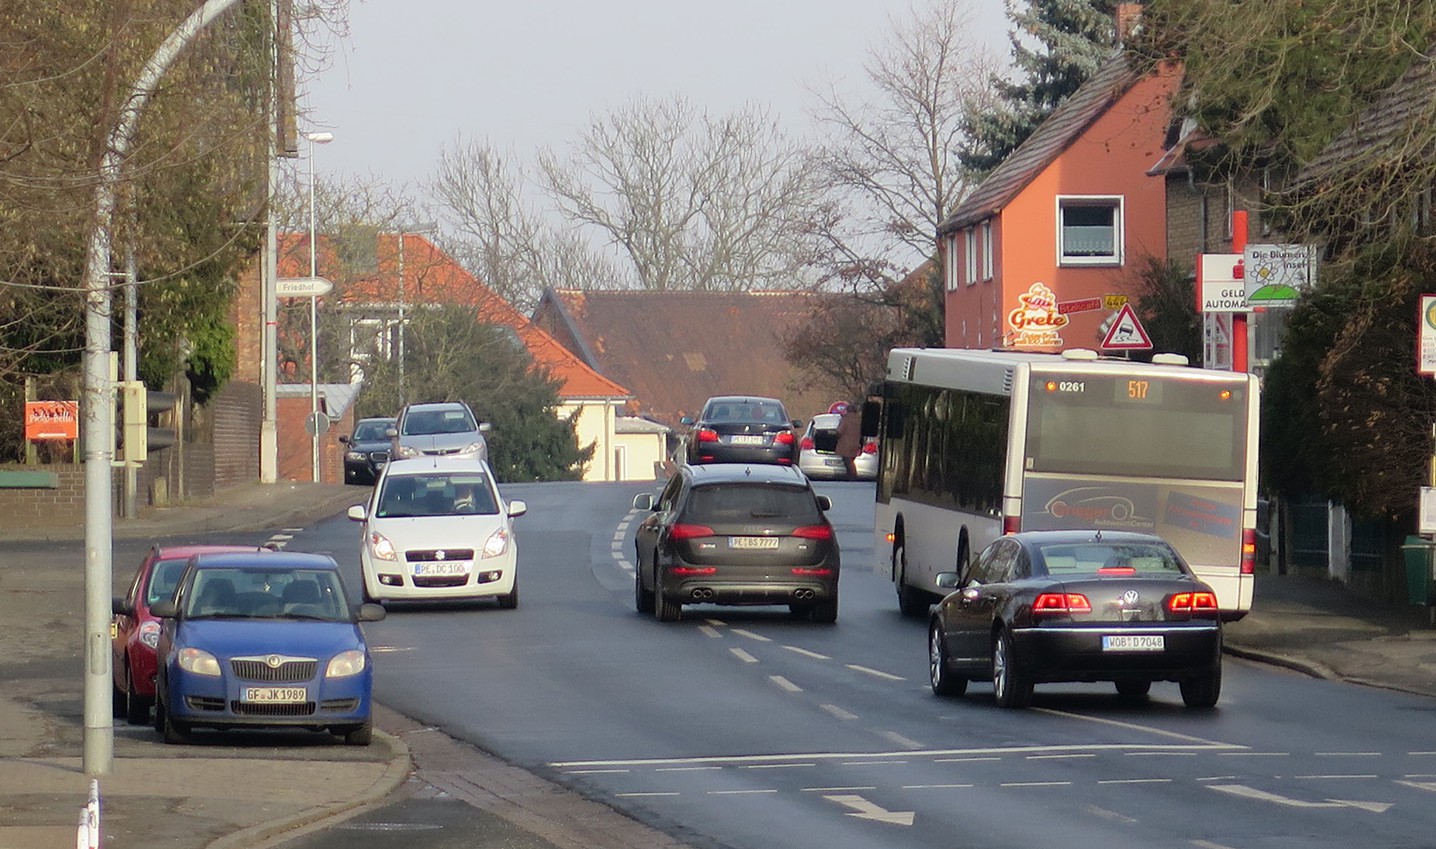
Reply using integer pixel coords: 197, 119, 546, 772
685, 484, 820, 524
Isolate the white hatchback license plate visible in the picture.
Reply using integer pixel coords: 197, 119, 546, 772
730, 536, 780, 550
729, 434, 764, 445
243, 687, 307, 703
1102, 634, 1165, 652
414, 562, 471, 577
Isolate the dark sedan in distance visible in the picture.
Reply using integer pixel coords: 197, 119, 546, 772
928, 530, 1223, 709
681, 395, 799, 466
340, 417, 396, 485
633, 463, 839, 622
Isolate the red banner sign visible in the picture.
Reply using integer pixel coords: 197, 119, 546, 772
25, 400, 79, 441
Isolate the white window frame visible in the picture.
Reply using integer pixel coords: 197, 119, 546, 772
963, 228, 978, 285
980, 221, 994, 280
945, 234, 960, 291
1055, 195, 1124, 267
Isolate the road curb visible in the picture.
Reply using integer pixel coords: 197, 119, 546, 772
206, 728, 413, 849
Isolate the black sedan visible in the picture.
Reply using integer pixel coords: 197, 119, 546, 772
681, 395, 799, 466
340, 417, 396, 485
928, 530, 1223, 709
633, 463, 840, 623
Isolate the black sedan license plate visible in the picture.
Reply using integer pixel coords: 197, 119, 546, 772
243, 687, 307, 703
1101, 634, 1164, 652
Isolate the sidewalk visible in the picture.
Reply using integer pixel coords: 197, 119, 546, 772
2, 481, 1436, 849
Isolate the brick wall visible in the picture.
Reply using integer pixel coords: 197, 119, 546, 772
212, 381, 260, 488
277, 397, 353, 484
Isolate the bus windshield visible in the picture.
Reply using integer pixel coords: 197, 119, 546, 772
1025, 372, 1249, 482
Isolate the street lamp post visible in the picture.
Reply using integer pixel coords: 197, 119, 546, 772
306, 131, 332, 483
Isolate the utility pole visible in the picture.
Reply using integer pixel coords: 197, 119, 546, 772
79, 0, 248, 776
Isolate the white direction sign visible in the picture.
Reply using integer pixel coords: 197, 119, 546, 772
1244, 243, 1316, 306
1198, 253, 1248, 313
276, 276, 333, 297
1420, 295, 1436, 376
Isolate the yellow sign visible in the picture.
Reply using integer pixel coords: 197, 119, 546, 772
1005, 283, 1068, 349
1104, 294, 1128, 310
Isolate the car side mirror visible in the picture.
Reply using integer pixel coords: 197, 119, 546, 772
633, 493, 656, 511
356, 602, 387, 622
680, 416, 694, 427
151, 600, 178, 619
339, 435, 350, 444
507, 499, 527, 518
815, 494, 832, 511
111, 596, 134, 617
935, 571, 961, 590
347, 504, 367, 522
384, 427, 398, 438
791, 419, 802, 429
479, 422, 493, 433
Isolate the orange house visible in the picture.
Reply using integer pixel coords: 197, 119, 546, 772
938, 55, 1181, 352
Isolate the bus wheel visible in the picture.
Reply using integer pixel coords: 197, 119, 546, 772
895, 546, 926, 618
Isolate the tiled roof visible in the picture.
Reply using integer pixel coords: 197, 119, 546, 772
1296, 49, 1436, 186
278, 234, 628, 400
939, 53, 1142, 233
532, 289, 839, 428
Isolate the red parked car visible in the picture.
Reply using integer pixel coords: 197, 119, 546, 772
110, 544, 269, 725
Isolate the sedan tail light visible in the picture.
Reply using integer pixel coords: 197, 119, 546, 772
773, 431, 795, 446
1033, 592, 1091, 614
792, 524, 834, 540
1167, 591, 1220, 614
668, 523, 715, 541
697, 428, 720, 443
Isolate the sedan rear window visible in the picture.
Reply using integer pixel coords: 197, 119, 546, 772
1037, 543, 1184, 576
685, 484, 821, 524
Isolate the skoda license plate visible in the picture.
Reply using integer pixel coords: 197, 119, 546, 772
244, 687, 307, 703
1101, 634, 1164, 652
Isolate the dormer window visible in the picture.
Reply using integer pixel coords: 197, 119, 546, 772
1057, 196, 1123, 266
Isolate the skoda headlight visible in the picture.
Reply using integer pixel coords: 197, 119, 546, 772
326, 650, 367, 678
177, 647, 221, 676
369, 531, 398, 561
481, 526, 510, 558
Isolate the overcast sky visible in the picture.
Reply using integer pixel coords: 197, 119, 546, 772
302, 1, 1009, 192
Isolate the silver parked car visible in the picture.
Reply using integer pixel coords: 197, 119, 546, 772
388, 402, 490, 463
797, 413, 877, 480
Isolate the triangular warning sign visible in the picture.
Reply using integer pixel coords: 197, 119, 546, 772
1101, 303, 1152, 350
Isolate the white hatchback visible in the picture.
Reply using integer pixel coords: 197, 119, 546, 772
347, 457, 526, 607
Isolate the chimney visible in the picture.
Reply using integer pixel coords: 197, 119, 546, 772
1115, 2, 1143, 44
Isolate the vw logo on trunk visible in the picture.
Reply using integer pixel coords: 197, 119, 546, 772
1121, 590, 1141, 606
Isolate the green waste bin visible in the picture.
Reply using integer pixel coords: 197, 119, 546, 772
1402, 536, 1436, 606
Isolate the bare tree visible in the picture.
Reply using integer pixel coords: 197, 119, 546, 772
537, 94, 823, 292
429, 136, 627, 310
807, 0, 1001, 292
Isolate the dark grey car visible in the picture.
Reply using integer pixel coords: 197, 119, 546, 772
340, 417, 396, 485
633, 464, 839, 623
681, 395, 800, 466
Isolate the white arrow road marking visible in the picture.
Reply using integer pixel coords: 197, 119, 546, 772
1398, 780, 1436, 792
823, 794, 915, 826
1209, 784, 1391, 812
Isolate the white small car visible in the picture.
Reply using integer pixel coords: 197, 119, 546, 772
347, 457, 526, 608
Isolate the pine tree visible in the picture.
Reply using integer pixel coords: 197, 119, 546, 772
957, 0, 1119, 175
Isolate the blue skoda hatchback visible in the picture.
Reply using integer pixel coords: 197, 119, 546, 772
150, 551, 385, 745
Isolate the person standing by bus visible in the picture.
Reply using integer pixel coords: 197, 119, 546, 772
834, 401, 862, 480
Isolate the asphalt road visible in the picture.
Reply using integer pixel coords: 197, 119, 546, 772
277, 480, 1436, 849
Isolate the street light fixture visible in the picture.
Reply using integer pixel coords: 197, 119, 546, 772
306, 130, 333, 483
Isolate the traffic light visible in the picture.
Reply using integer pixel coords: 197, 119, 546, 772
117, 383, 178, 465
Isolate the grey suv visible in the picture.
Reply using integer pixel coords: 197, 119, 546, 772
388, 402, 490, 463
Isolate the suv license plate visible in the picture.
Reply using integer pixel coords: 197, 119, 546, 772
730, 537, 780, 550
244, 687, 307, 703
1101, 634, 1164, 652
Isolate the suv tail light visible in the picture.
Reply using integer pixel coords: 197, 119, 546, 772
1033, 592, 1091, 614
792, 524, 834, 540
669, 523, 715, 541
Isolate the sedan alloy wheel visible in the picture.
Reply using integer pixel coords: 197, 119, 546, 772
992, 629, 1033, 709
929, 622, 966, 697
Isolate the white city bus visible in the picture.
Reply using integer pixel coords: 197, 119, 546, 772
871, 347, 1260, 621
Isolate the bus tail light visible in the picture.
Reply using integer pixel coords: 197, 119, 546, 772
1033, 593, 1090, 614
1003, 515, 1021, 535
1240, 528, 1257, 575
